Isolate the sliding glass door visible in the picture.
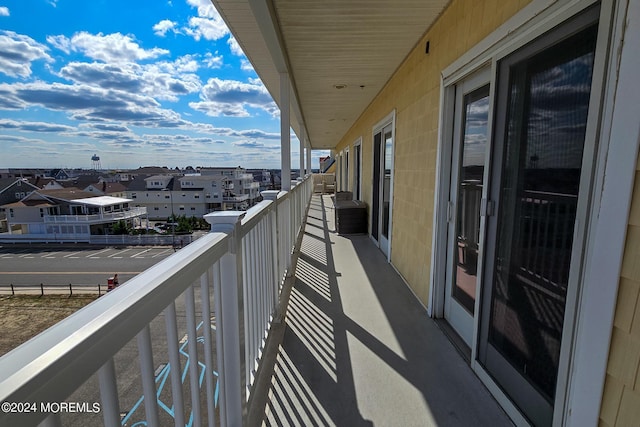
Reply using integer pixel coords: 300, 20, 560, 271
478, 8, 599, 426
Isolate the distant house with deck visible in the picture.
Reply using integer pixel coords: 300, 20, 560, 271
0, 188, 146, 242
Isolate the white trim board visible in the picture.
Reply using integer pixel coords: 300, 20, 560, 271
565, 0, 640, 424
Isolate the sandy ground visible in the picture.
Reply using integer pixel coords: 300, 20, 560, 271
0, 295, 97, 356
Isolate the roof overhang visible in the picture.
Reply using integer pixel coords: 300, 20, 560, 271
212, 0, 449, 150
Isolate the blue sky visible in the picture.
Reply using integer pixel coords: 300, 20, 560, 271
0, 0, 318, 170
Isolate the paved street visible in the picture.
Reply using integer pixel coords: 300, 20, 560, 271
0, 246, 176, 287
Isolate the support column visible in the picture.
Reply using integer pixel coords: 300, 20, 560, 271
280, 73, 291, 191
306, 141, 312, 175
299, 127, 305, 179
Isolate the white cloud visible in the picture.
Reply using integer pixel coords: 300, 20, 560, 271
240, 59, 254, 72
0, 7, 9, 16
186, 0, 219, 18
0, 119, 75, 132
153, 19, 177, 37
189, 77, 277, 117
47, 32, 169, 63
46, 34, 71, 53
185, 16, 228, 41
204, 52, 223, 69
57, 56, 202, 101
0, 31, 53, 78
0, 81, 196, 129
227, 35, 244, 56
183, 0, 229, 41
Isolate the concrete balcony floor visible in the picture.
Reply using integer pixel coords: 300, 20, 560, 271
250, 194, 513, 426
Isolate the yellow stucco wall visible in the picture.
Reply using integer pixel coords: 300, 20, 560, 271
334, 0, 531, 305
331, 0, 639, 423
600, 151, 640, 426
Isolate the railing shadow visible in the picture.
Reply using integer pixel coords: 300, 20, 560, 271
261, 195, 373, 426
259, 194, 512, 426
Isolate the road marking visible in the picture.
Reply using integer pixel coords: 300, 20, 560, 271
63, 251, 83, 258
108, 249, 131, 258
152, 249, 171, 258
131, 248, 152, 258
87, 248, 110, 258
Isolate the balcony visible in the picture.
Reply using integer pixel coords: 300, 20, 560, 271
223, 194, 250, 203
0, 175, 509, 426
243, 182, 260, 190
43, 207, 147, 224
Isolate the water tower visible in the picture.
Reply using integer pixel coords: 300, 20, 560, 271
91, 154, 102, 170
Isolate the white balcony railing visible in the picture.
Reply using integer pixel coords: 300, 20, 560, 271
223, 194, 250, 203
0, 176, 313, 427
43, 207, 147, 224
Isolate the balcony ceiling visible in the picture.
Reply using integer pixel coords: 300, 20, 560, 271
212, 0, 449, 150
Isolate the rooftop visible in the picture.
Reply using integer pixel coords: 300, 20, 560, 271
70, 196, 133, 207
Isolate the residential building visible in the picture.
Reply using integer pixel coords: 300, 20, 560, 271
0, 188, 145, 241
200, 166, 261, 208
0, 178, 40, 232
83, 181, 128, 198
247, 169, 274, 191
125, 174, 232, 220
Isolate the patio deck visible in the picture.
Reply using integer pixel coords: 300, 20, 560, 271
249, 194, 513, 426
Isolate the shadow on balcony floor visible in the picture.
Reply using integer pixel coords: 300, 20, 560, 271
251, 195, 512, 426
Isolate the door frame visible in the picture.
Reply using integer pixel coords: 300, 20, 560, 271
429, 0, 623, 425
371, 110, 396, 261
442, 68, 492, 350
353, 137, 363, 201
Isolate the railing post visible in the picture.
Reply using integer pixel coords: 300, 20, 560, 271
164, 302, 186, 427
97, 358, 120, 427
203, 211, 246, 427
37, 413, 62, 427
261, 191, 282, 286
